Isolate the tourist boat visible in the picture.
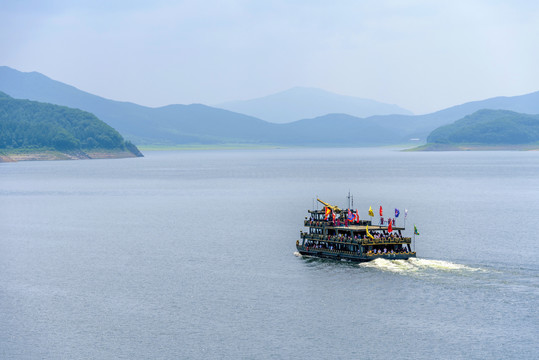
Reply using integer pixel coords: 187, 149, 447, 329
296, 198, 416, 262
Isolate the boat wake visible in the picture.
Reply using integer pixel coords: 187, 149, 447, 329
360, 257, 482, 274
295, 253, 537, 294
294, 252, 482, 274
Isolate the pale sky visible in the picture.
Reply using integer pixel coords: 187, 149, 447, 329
2, 0, 539, 114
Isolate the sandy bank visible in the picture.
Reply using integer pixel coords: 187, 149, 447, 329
0, 149, 141, 162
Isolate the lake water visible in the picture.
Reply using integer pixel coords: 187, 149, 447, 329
1, 148, 538, 359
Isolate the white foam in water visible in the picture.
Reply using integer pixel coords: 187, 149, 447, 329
360, 258, 416, 273
295, 252, 482, 273
360, 257, 482, 273
408, 258, 481, 272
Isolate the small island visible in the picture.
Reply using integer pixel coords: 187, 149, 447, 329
0, 92, 143, 162
411, 109, 539, 151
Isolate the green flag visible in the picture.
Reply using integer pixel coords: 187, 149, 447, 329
414, 225, 420, 235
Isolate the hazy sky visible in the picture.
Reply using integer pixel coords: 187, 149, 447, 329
2, 0, 539, 114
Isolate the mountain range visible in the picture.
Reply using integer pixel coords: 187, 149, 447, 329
2, 66, 539, 146
216, 87, 412, 123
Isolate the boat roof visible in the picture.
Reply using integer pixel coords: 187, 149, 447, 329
331, 225, 405, 231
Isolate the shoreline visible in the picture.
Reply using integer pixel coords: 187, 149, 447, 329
137, 143, 418, 151
405, 143, 539, 151
0, 149, 141, 162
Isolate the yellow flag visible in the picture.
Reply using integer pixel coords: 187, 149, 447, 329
366, 225, 374, 239
368, 206, 374, 217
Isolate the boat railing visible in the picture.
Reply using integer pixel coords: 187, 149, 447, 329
304, 219, 371, 227
302, 233, 411, 245
304, 219, 332, 227
360, 237, 412, 245
302, 233, 359, 244
366, 251, 416, 257
301, 246, 359, 256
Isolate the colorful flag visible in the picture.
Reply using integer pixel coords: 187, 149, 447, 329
414, 225, 420, 235
379, 206, 383, 216
347, 209, 354, 221
366, 225, 374, 239
388, 220, 392, 233
395, 208, 400, 218
368, 206, 374, 217
324, 206, 331, 220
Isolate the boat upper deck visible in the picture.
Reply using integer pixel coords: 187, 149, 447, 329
304, 220, 404, 232
333, 224, 404, 231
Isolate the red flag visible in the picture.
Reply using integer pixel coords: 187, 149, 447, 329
388, 220, 392, 233
379, 206, 383, 216
354, 210, 360, 222
324, 206, 331, 220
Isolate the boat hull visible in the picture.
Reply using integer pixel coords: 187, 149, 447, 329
297, 245, 416, 263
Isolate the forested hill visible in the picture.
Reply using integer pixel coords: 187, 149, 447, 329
426, 109, 539, 145
0, 91, 142, 159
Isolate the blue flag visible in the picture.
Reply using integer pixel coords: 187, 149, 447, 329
395, 208, 400, 218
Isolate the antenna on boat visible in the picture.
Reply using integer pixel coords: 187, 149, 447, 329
347, 191, 351, 209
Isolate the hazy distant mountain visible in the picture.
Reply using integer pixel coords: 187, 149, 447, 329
276, 113, 404, 145
0, 66, 397, 145
364, 89, 539, 142
216, 87, 413, 123
0, 66, 277, 145
2, 66, 539, 146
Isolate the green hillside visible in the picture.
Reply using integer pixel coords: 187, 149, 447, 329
426, 109, 539, 145
0, 91, 142, 157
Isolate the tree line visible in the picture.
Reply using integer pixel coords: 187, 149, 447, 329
427, 109, 539, 145
0, 92, 137, 152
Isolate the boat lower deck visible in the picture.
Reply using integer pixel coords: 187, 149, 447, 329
297, 245, 416, 262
